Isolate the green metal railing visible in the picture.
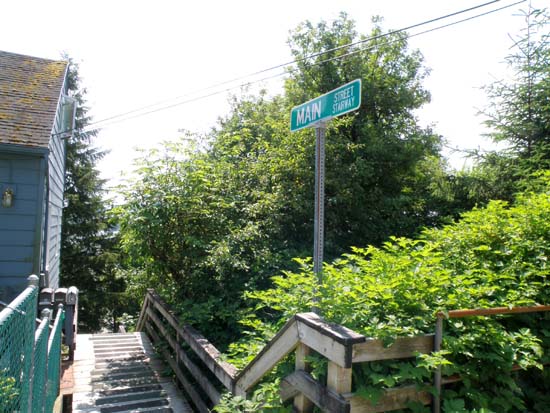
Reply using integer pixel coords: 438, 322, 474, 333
0, 276, 39, 413
45, 306, 64, 413
30, 315, 50, 411
0, 275, 65, 413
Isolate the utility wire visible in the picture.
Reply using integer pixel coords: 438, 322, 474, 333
86, 0, 503, 128
72, 0, 523, 134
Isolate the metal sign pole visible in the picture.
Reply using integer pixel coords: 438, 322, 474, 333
289, 79, 361, 314
313, 123, 326, 313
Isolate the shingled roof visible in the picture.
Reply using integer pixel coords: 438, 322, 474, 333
0, 50, 68, 149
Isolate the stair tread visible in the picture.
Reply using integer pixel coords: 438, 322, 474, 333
72, 333, 192, 412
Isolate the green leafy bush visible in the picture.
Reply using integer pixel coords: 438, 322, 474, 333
0, 369, 19, 408
225, 180, 550, 412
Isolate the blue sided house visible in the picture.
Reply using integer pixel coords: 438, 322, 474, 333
0, 50, 75, 301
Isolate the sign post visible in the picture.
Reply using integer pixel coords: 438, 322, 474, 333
290, 79, 362, 313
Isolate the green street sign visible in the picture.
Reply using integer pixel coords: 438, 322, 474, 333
290, 79, 362, 131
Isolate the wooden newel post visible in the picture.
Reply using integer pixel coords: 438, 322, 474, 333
433, 313, 444, 413
327, 361, 352, 397
294, 343, 314, 412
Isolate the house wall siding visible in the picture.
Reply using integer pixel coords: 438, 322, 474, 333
43, 87, 69, 290
0, 155, 42, 298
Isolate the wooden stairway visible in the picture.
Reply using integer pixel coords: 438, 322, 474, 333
69, 332, 192, 413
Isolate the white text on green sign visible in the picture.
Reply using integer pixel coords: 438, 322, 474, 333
290, 79, 362, 131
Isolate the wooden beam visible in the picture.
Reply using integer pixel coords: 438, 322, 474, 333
145, 307, 221, 405
135, 289, 152, 332
296, 313, 365, 346
346, 385, 431, 412
280, 370, 350, 413
352, 335, 434, 363
234, 316, 299, 395
294, 343, 314, 412
295, 313, 364, 368
146, 290, 238, 390
444, 304, 550, 318
327, 361, 352, 394
145, 321, 211, 413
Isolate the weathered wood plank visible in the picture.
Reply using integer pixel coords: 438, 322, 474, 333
145, 321, 211, 413
280, 370, 350, 413
145, 306, 221, 405
346, 385, 431, 412
147, 290, 238, 390
445, 304, 550, 318
296, 313, 366, 346
352, 335, 434, 363
135, 289, 151, 332
294, 343, 314, 412
235, 316, 299, 395
296, 315, 364, 369
327, 361, 352, 394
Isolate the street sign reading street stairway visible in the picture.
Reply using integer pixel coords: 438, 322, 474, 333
290, 79, 362, 131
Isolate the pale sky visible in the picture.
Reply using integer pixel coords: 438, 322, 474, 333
1, 0, 542, 188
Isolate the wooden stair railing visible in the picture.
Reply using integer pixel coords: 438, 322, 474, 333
136, 289, 436, 413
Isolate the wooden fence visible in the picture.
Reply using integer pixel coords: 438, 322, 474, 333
136, 289, 550, 412
136, 289, 437, 412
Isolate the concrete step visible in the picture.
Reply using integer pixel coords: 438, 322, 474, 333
93, 342, 141, 349
92, 376, 160, 391
74, 398, 171, 413
72, 333, 192, 412
94, 360, 152, 371
93, 337, 140, 343
91, 369, 156, 382
90, 337, 141, 344
94, 347, 145, 355
90, 333, 139, 338
97, 384, 163, 397
113, 408, 172, 413
96, 396, 170, 413
95, 389, 168, 406
95, 351, 147, 362
93, 364, 154, 376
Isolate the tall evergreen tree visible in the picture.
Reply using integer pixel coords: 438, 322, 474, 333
479, 5, 550, 196
60, 59, 124, 332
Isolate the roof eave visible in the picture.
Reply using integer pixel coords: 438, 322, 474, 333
0, 142, 49, 156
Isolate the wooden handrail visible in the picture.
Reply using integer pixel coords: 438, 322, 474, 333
137, 290, 549, 413
140, 289, 238, 390
136, 289, 438, 412
439, 304, 550, 318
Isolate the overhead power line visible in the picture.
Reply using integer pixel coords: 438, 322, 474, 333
71, 0, 524, 134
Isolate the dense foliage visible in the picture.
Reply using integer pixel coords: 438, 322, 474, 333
472, 6, 550, 201
112, 9, 550, 412
60, 60, 126, 332
219, 176, 550, 412
117, 15, 460, 345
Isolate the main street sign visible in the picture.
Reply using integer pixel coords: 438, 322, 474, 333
290, 79, 362, 132
289, 79, 362, 314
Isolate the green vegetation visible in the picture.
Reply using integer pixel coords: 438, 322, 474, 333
0, 369, 18, 408
117, 13, 462, 345
217, 176, 550, 412
60, 5, 550, 412
471, 7, 550, 202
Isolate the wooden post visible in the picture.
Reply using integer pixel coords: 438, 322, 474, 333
433, 314, 443, 413
327, 361, 352, 396
136, 290, 151, 332
294, 343, 314, 412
